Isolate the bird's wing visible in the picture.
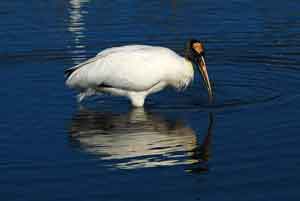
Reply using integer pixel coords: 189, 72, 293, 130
66, 45, 183, 91
96, 45, 151, 57
64, 45, 150, 78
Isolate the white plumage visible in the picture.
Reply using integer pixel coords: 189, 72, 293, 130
65, 45, 195, 107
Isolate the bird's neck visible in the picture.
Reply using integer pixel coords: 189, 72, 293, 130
173, 58, 194, 90
184, 59, 194, 73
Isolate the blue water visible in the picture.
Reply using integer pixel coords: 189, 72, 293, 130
1, 1, 300, 200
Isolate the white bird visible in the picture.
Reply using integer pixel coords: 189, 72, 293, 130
65, 39, 213, 107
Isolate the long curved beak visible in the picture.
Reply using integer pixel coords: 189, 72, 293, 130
198, 56, 213, 103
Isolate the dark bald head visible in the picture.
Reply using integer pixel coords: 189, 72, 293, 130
185, 39, 205, 62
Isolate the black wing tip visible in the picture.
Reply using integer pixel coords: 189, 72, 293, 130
64, 68, 76, 78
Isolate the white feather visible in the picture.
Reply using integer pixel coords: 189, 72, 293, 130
66, 45, 194, 106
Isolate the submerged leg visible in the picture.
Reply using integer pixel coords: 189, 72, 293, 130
128, 82, 166, 107
129, 92, 146, 107
97, 87, 146, 107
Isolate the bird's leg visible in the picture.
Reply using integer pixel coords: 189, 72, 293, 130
128, 92, 146, 107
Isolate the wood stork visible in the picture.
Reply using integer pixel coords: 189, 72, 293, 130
65, 39, 213, 107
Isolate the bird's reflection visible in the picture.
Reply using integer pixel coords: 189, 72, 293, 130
68, 108, 214, 171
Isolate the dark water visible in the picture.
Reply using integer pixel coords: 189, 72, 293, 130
1, 0, 300, 200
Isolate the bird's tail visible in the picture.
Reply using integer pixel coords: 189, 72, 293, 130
64, 67, 77, 78
64, 56, 99, 78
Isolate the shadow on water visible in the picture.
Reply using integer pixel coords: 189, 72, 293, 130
67, 107, 214, 172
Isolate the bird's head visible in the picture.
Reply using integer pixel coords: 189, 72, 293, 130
185, 39, 213, 102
